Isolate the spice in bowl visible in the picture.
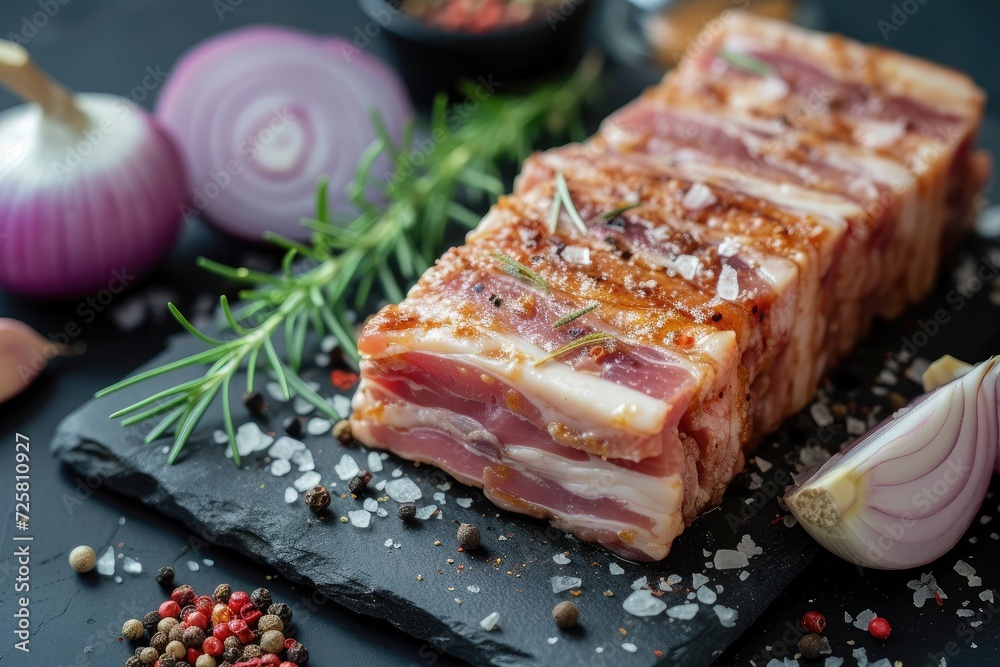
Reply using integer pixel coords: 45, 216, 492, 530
397, 0, 564, 33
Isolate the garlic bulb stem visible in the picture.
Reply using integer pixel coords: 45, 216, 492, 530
0, 39, 85, 130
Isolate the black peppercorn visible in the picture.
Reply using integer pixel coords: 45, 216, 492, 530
125, 657, 143, 667
168, 624, 185, 643
222, 647, 240, 663
158, 656, 177, 667
286, 641, 309, 664
223, 636, 241, 651
182, 626, 205, 648
213, 583, 232, 603
283, 415, 303, 437
150, 632, 168, 653
175, 662, 190, 667
250, 587, 272, 610
349, 470, 373, 495
457, 523, 481, 550
142, 610, 160, 635
267, 603, 292, 624
332, 419, 353, 444
397, 503, 417, 521
155, 566, 175, 587
304, 485, 331, 513
242, 390, 266, 415
798, 633, 824, 660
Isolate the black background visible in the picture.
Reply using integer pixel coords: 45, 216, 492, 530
1, 1, 999, 666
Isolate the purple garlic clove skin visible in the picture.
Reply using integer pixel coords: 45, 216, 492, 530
784, 356, 1000, 570
0, 318, 63, 402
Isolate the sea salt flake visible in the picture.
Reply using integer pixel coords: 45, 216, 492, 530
213, 430, 228, 444
682, 182, 717, 210
293, 471, 322, 492
956, 609, 975, 617
377, 508, 388, 517
852, 609, 876, 631
433, 491, 447, 505
738, 534, 763, 558
846, 416, 867, 435
553, 553, 571, 565
674, 254, 700, 281
293, 396, 315, 416
268, 436, 304, 460
621, 643, 638, 653
467, 585, 480, 593
713, 549, 749, 570
480, 612, 500, 631
187, 560, 200, 572
375, 480, 387, 491
713, 604, 738, 628
697, 587, 718, 604
825, 657, 844, 667
122, 556, 142, 575
306, 418, 332, 436
385, 478, 422, 503
631, 576, 648, 590
979, 590, 994, 603
666, 603, 699, 620
363, 498, 379, 512
623, 590, 667, 617
415, 505, 438, 520
330, 394, 351, 419
284, 488, 298, 503
96, 547, 115, 576
367, 451, 384, 473
609, 562, 625, 575
717, 264, 739, 300
334, 454, 360, 481
456, 497, 473, 508
547, 637, 559, 645
292, 447, 314, 472
114, 576, 123, 584
810, 402, 834, 428
270, 459, 292, 477
739, 571, 750, 581
754, 456, 773, 472
236, 422, 273, 456
348, 510, 371, 528
954, 560, 977, 577
562, 245, 591, 266
551, 576, 582, 593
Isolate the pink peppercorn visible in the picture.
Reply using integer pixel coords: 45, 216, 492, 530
202, 636, 223, 657
195, 595, 214, 616
279, 663, 299, 667
186, 647, 201, 664
228, 618, 254, 643
260, 656, 281, 666
228, 591, 251, 613
186, 611, 208, 630
240, 606, 262, 628
801, 610, 826, 634
869, 617, 892, 639
211, 622, 232, 641
158, 600, 181, 619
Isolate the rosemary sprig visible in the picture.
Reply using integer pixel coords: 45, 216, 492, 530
599, 202, 640, 222
97, 54, 603, 464
548, 170, 588, 235
493, 251, 549, 295
720, 50, 774, 77
552, 302, 600, 328
534, 331, 617, 367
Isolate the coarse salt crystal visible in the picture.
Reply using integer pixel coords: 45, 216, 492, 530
810, 402, 834, 427
697, 587, 717, 604
213, 430, 228, 444
621, 643, 638, 653
674, 254, 700, 281
284, 488, 298, 504
480, 612, 500, 631
713, 605, 738, 628
456, 497, 473, 508
713, 549, 749, 570
187, 561, 200, 572
980, 590, 994, 603
265, 381, 287, 401
270, 459, 292, 477
415, 505, 438, 520
553, 553, 571, 565
375, 480, 386, 491
561, 246, 591, 266
717, 264, 739, 301
306, 418, 332, 436
122, 556, 142, 575
348, 510, 371, 528
738, 534, 763, 558
385, 478, 422, 503
956, 609, 975, 617
334, 454, 361, 481
331, 394, 352, 419
547, 637, 558, 645
551, 576, 582, 593
666, 603, 699, 620
293, 471, 321, 492
623, 590, 667, 617
268, 436, 304, 460
96, 547, 116, 576
236, 422, 273, 456
875, 369, 897, 385
739, 571, 750, 581
754, 456, 773, 472
292, 447, 315, 472
852, 609, 876, 631
363, 498, 379, 512
631, 576, 648, 591
824, 657, 844, 667
377, 508, 388, 517
852, 647, 869, 667
609, 562, 625, 575
682, 182, 717, 210
293, 396, 315, 416
367, 451, 384, 473
692, 573, 709, 589
433, 491, 446, 505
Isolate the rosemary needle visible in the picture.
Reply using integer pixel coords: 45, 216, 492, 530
97, 54, 604, 465
534, 331, 617, 367
552, 302, 600, 328
720, 50, 774, 77
493, 251, 550, 295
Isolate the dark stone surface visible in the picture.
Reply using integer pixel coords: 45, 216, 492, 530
51, 332, 818, 666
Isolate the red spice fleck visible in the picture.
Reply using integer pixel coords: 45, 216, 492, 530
868, 617, 891, 639
331, 369, 359, 391
934, 591, 944, 606
770, 517, 784, 525
653, 650, 664, 658
457, 548, 464, 553
456, 565, 465, 571
588, 345, 607, 361
618, 627, 627, 636
650, 590, 665, 597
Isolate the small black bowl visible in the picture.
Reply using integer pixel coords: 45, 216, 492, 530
358, 0, 595, 106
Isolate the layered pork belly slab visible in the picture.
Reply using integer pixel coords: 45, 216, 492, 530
351, 14, 987, 560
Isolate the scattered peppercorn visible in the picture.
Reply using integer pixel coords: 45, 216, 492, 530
182, 626, 205, 648
797, 633, 824, 660
158, 656, 177, 667
168, 624, 185, 643
266, 603, 292, 624
143, 610, 162, 634
155, 566, 176, 587
222, 647, 241, 663
150, 631, 168, 653
172, 585, 196, 607
801, 610, 826, 634
122, 619, 144, 641
333, 419, 353, 444
68, 545, 97, 573
349, 470, 373, 494
164, 640, 186, 659
711, 312, 723, 322
457, 523, 481, 550
286, 641, 309, 664
223, 636, 240, 651
125, 656, 143, 667
397, 503, 417, 521
868, 616, 891, 639
213, 583, 232, 603
251, 588, 272, 611
139, 647, 159, 664
242, 644, 264, 660
157, 617, 178, 636
242, 390, 267, 415
259, 629, 285, 654
552, 601, 579, 628
258, 614, 283, 633
195, 656, 216, 667
304, 485, 331, 513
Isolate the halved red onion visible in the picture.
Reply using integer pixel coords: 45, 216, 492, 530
785, 356, 1000, 570
0, 41, 187, 298
155, 26, 413, 242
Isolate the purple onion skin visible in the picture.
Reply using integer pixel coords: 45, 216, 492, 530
0, 102, 188, 299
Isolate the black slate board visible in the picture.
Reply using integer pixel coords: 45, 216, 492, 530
51, 237, 1000, 667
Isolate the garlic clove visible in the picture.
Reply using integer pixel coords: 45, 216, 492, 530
785, 356, 1000, 570
0, 318, 65, 402
921, 354, 973, 392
